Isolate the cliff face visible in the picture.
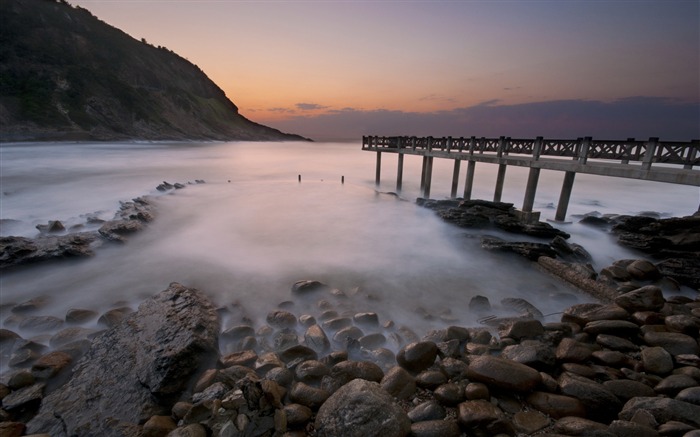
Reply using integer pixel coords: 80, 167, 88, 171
0, 0, 307, 142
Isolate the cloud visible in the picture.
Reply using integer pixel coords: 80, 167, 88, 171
263, 97, 700, 142
295, 102, 329, 111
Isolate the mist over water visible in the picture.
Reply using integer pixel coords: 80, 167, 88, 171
1, 141, 698, 347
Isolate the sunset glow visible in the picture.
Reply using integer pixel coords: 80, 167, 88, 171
69, 0, 699, 140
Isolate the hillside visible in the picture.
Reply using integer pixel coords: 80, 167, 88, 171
0, 0, 307, 142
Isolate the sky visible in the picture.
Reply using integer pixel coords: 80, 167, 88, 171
69, 0, 700, 141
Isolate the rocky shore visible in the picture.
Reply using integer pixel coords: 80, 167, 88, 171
1, 278, 698, 437
1, 195, 698, 436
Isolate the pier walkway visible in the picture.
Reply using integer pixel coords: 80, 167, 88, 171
362, 136, 699, 221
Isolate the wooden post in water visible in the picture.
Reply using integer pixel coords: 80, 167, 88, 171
375, 151, 382, 186
396, 153, 404, 191
450, 159, 461, 198
493, 164, 507, 202
464, 160, 476, 200
555, 171, 576, 221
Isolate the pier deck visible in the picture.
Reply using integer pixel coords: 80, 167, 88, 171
362, 136, 699, 221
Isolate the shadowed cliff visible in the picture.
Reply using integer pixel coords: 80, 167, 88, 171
0, 0, 308, 142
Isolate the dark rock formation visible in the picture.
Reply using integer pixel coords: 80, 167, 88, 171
417, 198, 570, 239
26, 283, 220, 436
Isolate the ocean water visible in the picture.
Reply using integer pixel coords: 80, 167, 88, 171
1, 141, 698, 348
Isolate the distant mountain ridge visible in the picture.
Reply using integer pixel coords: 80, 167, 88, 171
0, 0, 307, 142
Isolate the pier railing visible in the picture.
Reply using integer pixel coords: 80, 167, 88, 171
362, 135, 699, 221
362, 136, 699, 169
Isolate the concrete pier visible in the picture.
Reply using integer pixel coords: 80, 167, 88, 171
364, 135, 699, 221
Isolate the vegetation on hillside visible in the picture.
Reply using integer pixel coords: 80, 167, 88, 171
0, 0, 307, 141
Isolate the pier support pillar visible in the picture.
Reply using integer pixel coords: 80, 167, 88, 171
423, 157, 434, 198
493, 164, 507, 203
555, 171, 576, 221
450, 159, 461, 198
420, 156, 428, 190
522, 167, 540, 212
396, 153, 404, 191
375, 151, 382, 186
463, 160, 475, 200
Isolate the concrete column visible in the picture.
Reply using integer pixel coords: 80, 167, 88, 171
420, 156, 428, 190
522, 167, 541, 212
493, 164, 507, 202
450, 159, 461, 198
555, 171, 576, 221
463, 160, 476, 200
375, 151, 381, 186
423, 157, 434, 199
396, 153, 404, 191
642, 137, 659, 170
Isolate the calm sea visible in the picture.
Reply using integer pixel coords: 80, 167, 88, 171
1, 141, 697, 344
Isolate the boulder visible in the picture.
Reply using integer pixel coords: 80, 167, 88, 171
396, 341, 438, 373
26, 283, 220, 436
466, 355, 541, 392
410, 420, 461, 437
525, 391, 586, 419
614, 286, 665, 312
643, 331, 700, 356
618, 397, 700, 428
314, 379, 410, 437
558, 372, 622, 422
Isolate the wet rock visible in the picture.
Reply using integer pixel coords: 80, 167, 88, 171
558, 372, 622, 421
433, 382, 464, 406
408, 400, 446, 422
289, 382, 329, 409
26, 283, 220, 437
380, 365, 416, 400
608, 420, 659, 437
353, 312, 379, 327
18, 315, 64, 333
396, 341, 438, 373
501, 340, 555, 370
2, 382, 44, 414
664, 314, 700, 337
457, 399, 510, 432
64, 308, 98, 324
410, 420, 461, 437
284, 403, 312, 427
331, 360, 384, 384
643, 331, 700, 356
556, 337, 595, 363
8, 370, 35, 390
618, 397, 700, 428
302, 324, 330, 354
481, 235, 557, 260
526, 391, 586, 419
31, 351, 72, 379
469, 295, 492, 314
676, 386, 700, 405
143, 415, 176, 437
653, 374, 697, 396
332, 325, 364, 346
266, 310, 297, 330
314, 379, 410, 437
291, 280, 329, 294
551, 416, 611, 436
584, 320, 639, 337
98, 219, 144, 242
513, 410, 551, 434
49, 327, 95, 348
614, 286, 665, 312
0, 234, 97, 269
415, 370, 447, 390
221, 325, 255, 341
0, 422, 25, 437
466, 355, 541, 392
97, 306, 133, 328
167, 424, 207, 437
603, 379, 656, 401
277, 345, 316, 367
295, 360, 329, 384
596, 334, 639, 352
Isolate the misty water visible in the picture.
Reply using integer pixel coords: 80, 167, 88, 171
1, 141, 698, 359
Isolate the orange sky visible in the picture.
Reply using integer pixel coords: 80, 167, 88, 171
70, 1, 699, 140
